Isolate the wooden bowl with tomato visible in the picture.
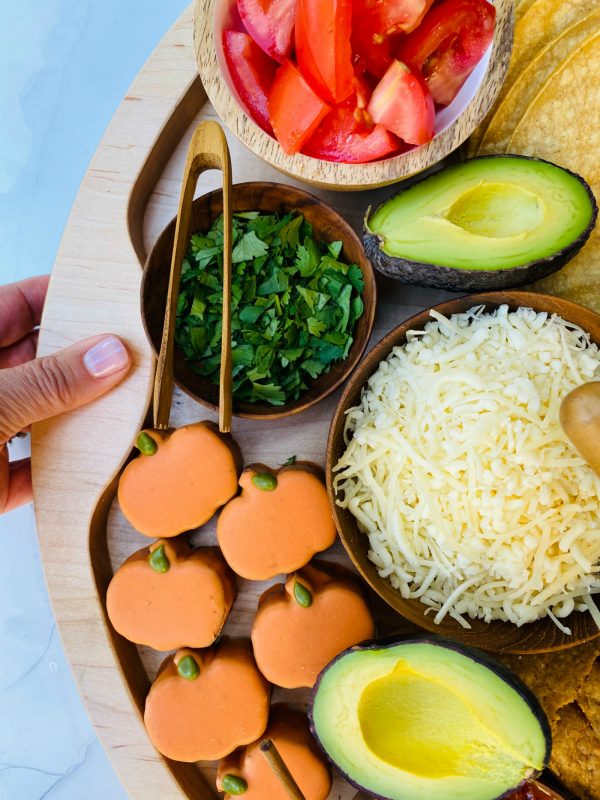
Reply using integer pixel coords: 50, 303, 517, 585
194, 0, 514, 191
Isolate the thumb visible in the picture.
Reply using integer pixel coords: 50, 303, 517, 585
0, 334, 131, 442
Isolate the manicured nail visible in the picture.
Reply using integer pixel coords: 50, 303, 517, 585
83, 336, 129, 378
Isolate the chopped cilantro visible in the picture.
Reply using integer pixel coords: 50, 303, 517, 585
175, 211, 364, 406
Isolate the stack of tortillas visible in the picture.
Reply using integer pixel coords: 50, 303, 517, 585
469, 0, 600, 311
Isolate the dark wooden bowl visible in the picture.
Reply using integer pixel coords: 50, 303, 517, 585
327, 291, 600, 654
141, 182, 376, 419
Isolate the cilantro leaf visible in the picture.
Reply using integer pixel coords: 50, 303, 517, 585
175, 210, 365, 407
232, 230, 269, 263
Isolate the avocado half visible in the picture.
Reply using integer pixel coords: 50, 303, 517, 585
309, 636, 551, 800
364, 155, 597, 291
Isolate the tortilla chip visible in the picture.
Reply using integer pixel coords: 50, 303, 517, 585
505, 34, 600, 312
579, 661, 600, 738
478, 16, 600, 154
551, 703, 600, 800
468, 0, 595, 155
515, 0, 538, 23
499, 641, 600, 725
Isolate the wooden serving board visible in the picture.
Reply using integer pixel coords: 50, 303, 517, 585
27, 5, 537, 799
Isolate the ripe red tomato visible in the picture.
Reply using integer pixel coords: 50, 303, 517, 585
355, 0, 435, 37
237, 0, 296, 63
396, 0, 495, 105
222, 31, 277, 134
367, 60, 434, 145
352, 22, 395, 79
295, 0, 354, 103
268, 60, 331, 154
303, 100, 401, 162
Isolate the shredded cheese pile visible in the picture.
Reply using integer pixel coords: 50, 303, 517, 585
334, 305, 600, 632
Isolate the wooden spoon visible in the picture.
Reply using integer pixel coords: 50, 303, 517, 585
153, 119, 233, 433
560, 381, 600, 477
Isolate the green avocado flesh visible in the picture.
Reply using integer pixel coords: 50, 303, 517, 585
368, 156, 595, 271
310, 641, 549, 800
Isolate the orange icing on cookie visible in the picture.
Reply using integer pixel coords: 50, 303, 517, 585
251, 561, 375, 688
118, 422, 240, 537
106, 539, 236, 651
216, 704, 331, 800
144, 639, 270, 762
217, 464, 336, 580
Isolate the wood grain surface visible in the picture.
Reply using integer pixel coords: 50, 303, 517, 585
194, 0, 514, 190
29, 4, 597, 800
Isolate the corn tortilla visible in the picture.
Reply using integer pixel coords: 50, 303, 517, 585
515, 0, 538, 23
579, 662, 600, 738
499, 642, 600, 725
468, 0, 597, 155
506, 34, 600, 312
551, 703, 600, 800
478, 14, 600, 155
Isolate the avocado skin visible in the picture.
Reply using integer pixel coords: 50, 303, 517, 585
364, 155, 598, 292
308, 634, 552, 800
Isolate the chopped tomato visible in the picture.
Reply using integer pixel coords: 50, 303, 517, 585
303, 100, 400, 162
268, 60, 331, 154
237, 0, 296, 63
355, 0, 435, 38
295, 0, 354, 103
367, 60, 434, 145
352, 21, 394, 79
396, 0, 495, 105
223, 31, 277, 134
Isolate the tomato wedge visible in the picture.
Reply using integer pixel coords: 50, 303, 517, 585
303, 100, 400, 163
268, 60, 331, 154
396, 0, 495, 105
295, 0, 354, 103
223, 31, 277, 134
237, 0, 296, 63
355, 0, 434, 38
367, 60, 434, 146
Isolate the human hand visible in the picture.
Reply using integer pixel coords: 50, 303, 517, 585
0, 276, 132, 514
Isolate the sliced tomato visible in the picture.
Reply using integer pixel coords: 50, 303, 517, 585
222, 31, 277, 134
295, 0, 354, 103
367, 60, 434, 145
268, 60, 331, 154
237, 0, 296, 63
396, 0, 495, 105
355, 0, 435, 38
303, 100, 400, 162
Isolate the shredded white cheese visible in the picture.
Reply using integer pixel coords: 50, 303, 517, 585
334, 305, 600, 632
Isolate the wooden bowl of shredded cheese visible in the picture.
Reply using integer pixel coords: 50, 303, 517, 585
328, 291, 600, 654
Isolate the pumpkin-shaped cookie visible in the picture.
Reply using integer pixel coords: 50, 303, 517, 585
106, 539, 236, 651
217, 464, 336, 580
144, 639, 270, 762
118, 422, 241, 537
217, 704, 331, 800
251, 561, 375, 688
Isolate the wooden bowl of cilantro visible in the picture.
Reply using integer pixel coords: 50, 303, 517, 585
141, 182, 376, 418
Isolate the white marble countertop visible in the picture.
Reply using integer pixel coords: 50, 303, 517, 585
0, 1, 187, 796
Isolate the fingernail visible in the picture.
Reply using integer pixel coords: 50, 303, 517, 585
83, 336, 130, 378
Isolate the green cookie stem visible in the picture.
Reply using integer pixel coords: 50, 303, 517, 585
221, 774, 248, 794
136, 431, 157, 456
294, 579, 313, 608
148, 544, 170, 574
252, 472, 278, 491
177, 655, 200, 681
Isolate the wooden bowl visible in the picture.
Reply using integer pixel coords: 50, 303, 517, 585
327, 291, 600, 654
141, 181, 376, 419
193, 0, 514, 191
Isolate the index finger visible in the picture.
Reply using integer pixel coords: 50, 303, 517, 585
0, 275, 50, 348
